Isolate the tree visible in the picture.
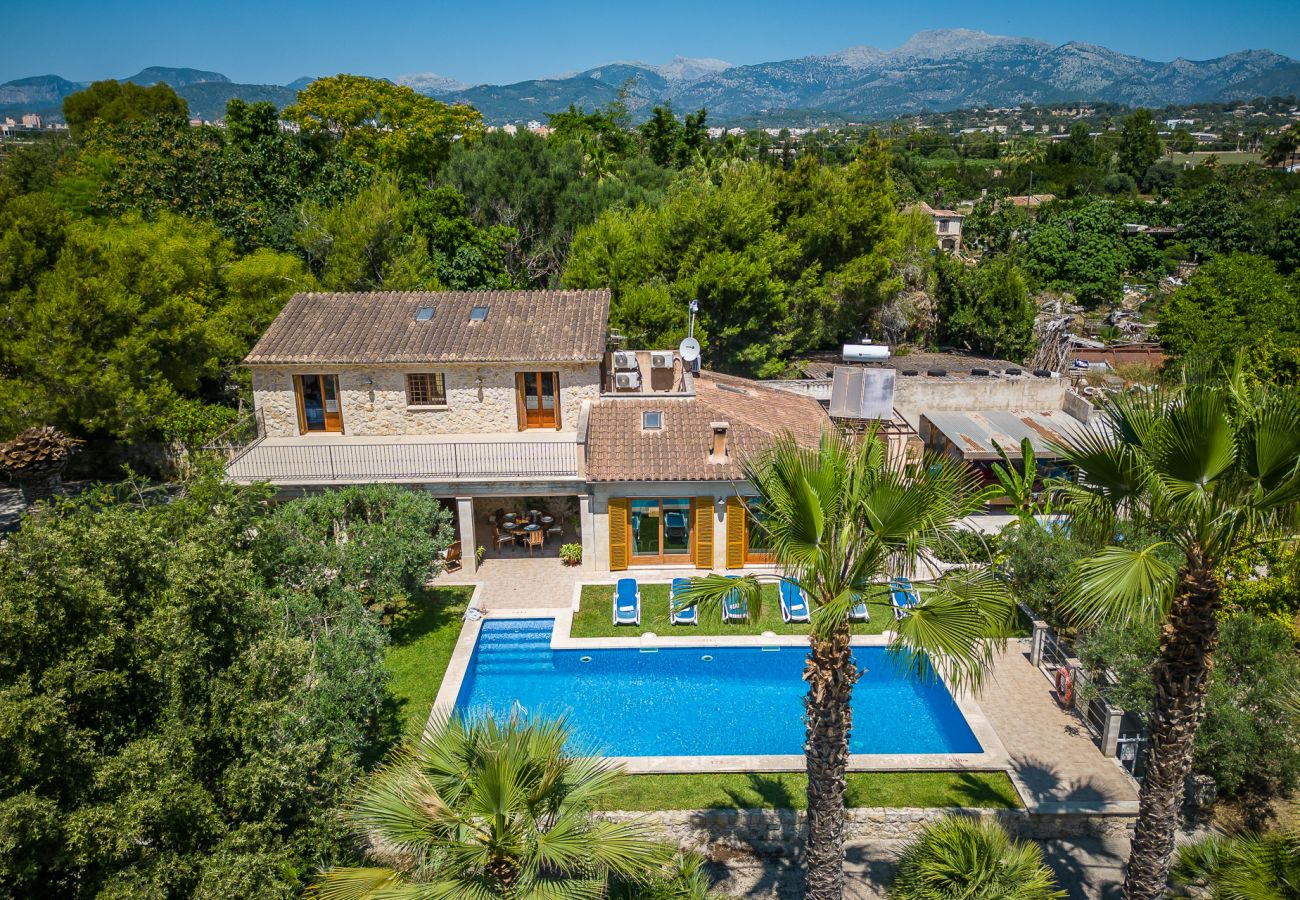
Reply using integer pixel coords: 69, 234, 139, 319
640, 105, 683, 167
676, 432, 1013, 898
1174, 829, 1300, 899
1118, 110, 1164, 182
1265, 124, 1299, 170
283, 74, 484, 179
1169, 128, 1197, 156
308, 711, 671, 898
1055, 382, 1300, 900
935, 255, 1036, 361
0, 476, 394, 897
259, 484, 455, 618
889, 816, 1065, 900
0, 211, 312, 442
62, 79, 187, 139
1157, 253, 1300, 382
1025, 201, 1127, 305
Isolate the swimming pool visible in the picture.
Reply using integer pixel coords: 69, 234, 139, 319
453, 619, 982, 757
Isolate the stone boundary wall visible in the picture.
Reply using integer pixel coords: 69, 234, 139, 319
599, 808, 1135, 851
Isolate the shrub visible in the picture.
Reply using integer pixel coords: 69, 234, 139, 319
1074, 612, 1300, 810
560, 542, 583, 565
999, 522, 1088, 626
889, 816, 1064, 899
1174, 829, 1300, 898
932, 529, 1001, 565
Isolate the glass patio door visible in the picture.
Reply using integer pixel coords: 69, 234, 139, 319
629, 498, 693, 565
295, 374, 343, 433
516, 371, 559, 430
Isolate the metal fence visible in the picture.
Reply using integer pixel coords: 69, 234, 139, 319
225, 439, 580, 482
1028, 609, 1149, 777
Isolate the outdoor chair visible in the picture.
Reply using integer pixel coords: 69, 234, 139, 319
722, 575, 748, 623
890, 577, 920, 620
670, 577, 698, 625
613, 577, 640, 625
440, 540, 463, 572
779, 580, 810, 623
525, 528, 544, 555
493, 527, 514, 552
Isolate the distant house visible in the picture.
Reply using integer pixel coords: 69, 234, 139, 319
908, 201, 964, 251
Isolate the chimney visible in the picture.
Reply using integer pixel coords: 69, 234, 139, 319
709, 421, 730, 463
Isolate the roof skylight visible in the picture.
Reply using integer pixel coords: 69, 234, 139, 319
470, 305, 489, 322
642, 410, 663, 430
414, 306, 435, 321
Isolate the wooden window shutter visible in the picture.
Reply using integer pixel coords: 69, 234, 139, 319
692, 497, 714, 569
725, 496, 746, 569
608, 498, 630, 572
514, 373, 526, 431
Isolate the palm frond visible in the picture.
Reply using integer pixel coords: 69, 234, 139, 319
1063, 544, 1177, 627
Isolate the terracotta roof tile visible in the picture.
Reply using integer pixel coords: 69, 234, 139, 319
245, 290, 610, 365
584, 371, 829, 482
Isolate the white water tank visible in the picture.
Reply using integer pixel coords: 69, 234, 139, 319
842, 343, 890, 363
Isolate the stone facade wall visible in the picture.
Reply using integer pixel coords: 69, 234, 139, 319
598, 808, 1135, 852
252, 363, 601, 437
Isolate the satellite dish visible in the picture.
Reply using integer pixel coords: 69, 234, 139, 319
678, 337, 701, 362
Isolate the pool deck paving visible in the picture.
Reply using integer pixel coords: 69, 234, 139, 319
432, 560, 1138, 808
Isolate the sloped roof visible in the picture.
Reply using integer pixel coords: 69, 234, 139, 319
584, 371, 830, 482
244, 290, 610, 365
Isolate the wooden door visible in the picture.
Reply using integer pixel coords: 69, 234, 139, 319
516, 371, 560, 430
295, 374, 343, 433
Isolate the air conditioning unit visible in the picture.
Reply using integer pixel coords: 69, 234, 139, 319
614, 371, 641, 390
650, 351, 674, 369
612, 351, 638, 370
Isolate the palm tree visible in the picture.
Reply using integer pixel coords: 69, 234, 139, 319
677, 431, 1014, 899
1174, 830, 1300, 899
309, 710, 671, 899
0, 426, 81, 507
1053, 382, 1300, 900
889, 815, 1065, 900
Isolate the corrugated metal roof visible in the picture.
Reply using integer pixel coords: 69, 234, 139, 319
921, 410, 1084, 460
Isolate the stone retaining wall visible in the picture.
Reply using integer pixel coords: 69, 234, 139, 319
599, 808, 1134, 852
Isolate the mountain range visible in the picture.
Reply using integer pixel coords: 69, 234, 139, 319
4, 30, 1299, 125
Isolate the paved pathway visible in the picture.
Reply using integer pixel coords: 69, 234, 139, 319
433, 557, 784, 612
978, 641, 1139, 812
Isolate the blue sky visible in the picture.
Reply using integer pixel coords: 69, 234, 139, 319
5, 0, 1298, 85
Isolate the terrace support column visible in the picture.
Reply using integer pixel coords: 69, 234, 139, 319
579, 493, 595, 571
456, 497, 477, 571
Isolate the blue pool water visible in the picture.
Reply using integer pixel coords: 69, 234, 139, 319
454, 619, 982, 757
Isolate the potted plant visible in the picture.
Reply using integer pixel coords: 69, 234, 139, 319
475, 545, 486, 566
559, 543, 582, 566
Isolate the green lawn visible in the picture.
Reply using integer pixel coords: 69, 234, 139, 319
571, 582, 890, 638
384, 585, 476, 738
595, 771, 1021, 811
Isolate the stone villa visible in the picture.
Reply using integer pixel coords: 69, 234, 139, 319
223, 289, 1093, 573
227, 289, 830, 573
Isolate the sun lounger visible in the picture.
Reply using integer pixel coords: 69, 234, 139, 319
849, 593, 869, 622
670, 578, 698, 625
722, 575, 748, 623
890, 577, 920, 620
612, 577, 640, 626
779, 580, 811, 623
